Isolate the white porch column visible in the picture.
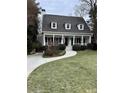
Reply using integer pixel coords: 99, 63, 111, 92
43, 34, 46, 46
89, 35, 91, 44
61, 34, 64, 44
73, 35, 75, 45
81, 35, 84, 45
53, 34, 55, 45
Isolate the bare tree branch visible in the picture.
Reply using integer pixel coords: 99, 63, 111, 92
75, 0, 97, 43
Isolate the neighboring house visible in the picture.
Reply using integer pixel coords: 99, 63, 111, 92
37, 11, 93, 47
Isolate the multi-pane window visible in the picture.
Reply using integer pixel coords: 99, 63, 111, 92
51, 22, 57, 29
77, 24, 84, 30
65, 23, 71, 30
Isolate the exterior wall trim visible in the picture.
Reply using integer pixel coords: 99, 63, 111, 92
40, 31, 93, 36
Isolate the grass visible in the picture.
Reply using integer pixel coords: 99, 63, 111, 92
27, 50, 97, 93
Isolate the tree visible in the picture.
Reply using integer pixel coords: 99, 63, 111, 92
27, 0, 41, 54
89, 2, 97, 43
75, 0, 97, 43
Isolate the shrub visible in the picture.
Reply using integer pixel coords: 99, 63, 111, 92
72, 45, 86, 51
32, 42, 39, 49
58, 44, 66, 50
36, 45, 48, 52
33, 41, 48, 52
86, 43, 97, 50
87, 43, 93, 49
92, 43, 97, 50
27, 42, 41, 54
43, 47, 54, 57
72, 45, 80, 51
81, 45, 86, 50
43, 45, 66, 57
41, 46, 48, 50
30, 49, 36, 54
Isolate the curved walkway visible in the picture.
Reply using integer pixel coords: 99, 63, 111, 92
27, 50, 77, 76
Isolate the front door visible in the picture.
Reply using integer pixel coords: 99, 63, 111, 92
65, 37, 72, 46
65, 37, 68, 46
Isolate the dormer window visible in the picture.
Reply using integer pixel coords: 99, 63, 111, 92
65, 23, 71, 30
51, 22, 57, 29
77, 24, 84, 30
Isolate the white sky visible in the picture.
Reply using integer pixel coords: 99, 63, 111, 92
38, 0, 79, 16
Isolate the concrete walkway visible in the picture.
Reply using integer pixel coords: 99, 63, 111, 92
27, 49, 77, 76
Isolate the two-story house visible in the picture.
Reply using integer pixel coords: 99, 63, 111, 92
37, 12, 93, 47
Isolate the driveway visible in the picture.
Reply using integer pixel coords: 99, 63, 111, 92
27, 50, 77, 76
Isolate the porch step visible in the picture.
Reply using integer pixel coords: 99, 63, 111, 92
66, 46, 72, 51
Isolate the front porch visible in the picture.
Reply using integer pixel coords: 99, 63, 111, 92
41, 33, 92, 46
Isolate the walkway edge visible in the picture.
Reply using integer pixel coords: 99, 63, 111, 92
27, 50, 77, 76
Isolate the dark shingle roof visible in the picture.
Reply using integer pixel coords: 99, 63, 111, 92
42, 14, 91, 33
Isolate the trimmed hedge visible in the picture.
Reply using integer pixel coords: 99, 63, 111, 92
72, 45, 86, 51
87, 43, 97, 50
81, 45, 86, 50
58, 44, 66, 50
72, 43, 97, 51
36, 44, 66, 52
43, 47, 54, 57
43, 46, 66, 57
87, 43, 93, 49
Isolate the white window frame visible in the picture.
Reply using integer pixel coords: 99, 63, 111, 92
65, 23, 71, 30
77, 24, 84, 30
51, 22, 57, 29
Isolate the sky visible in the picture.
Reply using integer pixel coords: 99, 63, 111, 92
37, 0, 79, 16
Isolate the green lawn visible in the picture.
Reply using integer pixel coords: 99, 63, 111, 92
27, 50, 97, 93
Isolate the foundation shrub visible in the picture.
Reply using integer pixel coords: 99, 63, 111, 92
58, 44, 66, 50
92, 43, 97, 50
87, 43, 93, 49
72, 45, 86, 51
43, 47, 54, 57
81, 45, 86, 50
72, 45, 80, 51
43, 45, 66, 57
86, 43, 97, 50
